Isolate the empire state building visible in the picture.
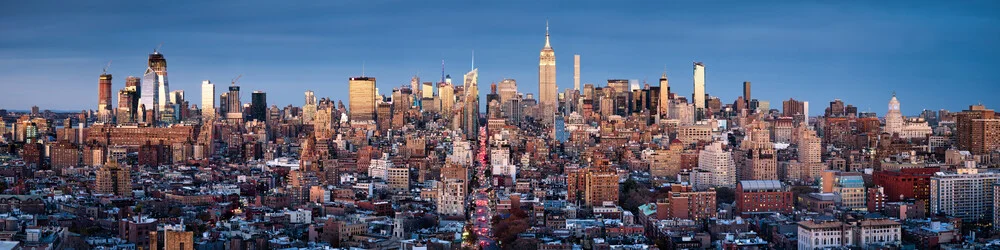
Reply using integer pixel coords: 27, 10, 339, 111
538, 22, 557, 127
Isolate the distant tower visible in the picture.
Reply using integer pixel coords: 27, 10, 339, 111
693, 62, 706, 120
743, 81, 751, 107
201, 80, 215, 120
658, 71, 669, 118
251, 91, 267, 122
573, 54, 580, 91
226, 81, 243, 124
885, 93, 903, 135
98, 72, 113, 122
148, 51, 169, 111
463, 68, 479, 140
349, 77, 377, 122
538, 21, 557, 127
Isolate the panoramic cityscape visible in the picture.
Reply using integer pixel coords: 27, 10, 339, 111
2, 1, 1000, 250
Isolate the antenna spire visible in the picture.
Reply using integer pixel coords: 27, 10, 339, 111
471, 50, 475, 70
544, 19, 551, 48
362, 61, 366, 77
441, 60, 445, 83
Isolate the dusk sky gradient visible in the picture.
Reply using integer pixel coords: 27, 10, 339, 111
1, 1, 998, 116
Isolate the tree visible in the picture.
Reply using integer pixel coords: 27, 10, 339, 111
494, 218, 529, 247
506, 238, 540, 250
715, 187, 735, 205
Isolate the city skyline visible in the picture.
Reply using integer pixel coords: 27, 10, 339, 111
2, 1, 999, 116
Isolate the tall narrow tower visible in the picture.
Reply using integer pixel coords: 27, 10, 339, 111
201, 80, 215, 120
658, 71, 669, 118
538, 21, 557, 126
693, 62, 706, 120
573, 54, 580, 91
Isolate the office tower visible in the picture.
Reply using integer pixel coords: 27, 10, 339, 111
930, 165, 1000, 222
140, 70, 158, 121
225, 83, 243, 124
692, 62, 705, 119
201, 80, 215, 119
497, 78, 517, 105
956, 105, 1000, 154
218, 93, 229, 115
439, 82, 455, 114
349, 77, 377, 122
148, 51, 169, 111
96, 160, 132, 197
743, 81, 751, 107
658, 72, 669, 118
573, 54, 580, 91
538, 21, 557, 126
250, 91, 266, 122
463, 69, 479, 140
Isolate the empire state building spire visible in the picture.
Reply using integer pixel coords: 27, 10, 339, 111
544, 20, 551, 48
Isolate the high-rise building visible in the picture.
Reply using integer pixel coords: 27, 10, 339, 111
956, 105, 1000, 154
250, 91, 266, 122
742, 81, 751, 107
573, 54, 580, 91
98, 73, 113, 113
658, 72, 669, 118
538, 22, 557, 127
782, 98, 805, 117
698, 141, 736, 189
149, 51, 169, 111
439, 82, 455, 114
349, 77, 377, 122
463, 69, 479, 140
201, 80, 215, 119
225, 83, 242, 124
96, 160, 132, 197
692, 62, 705, 119
497, 78, 517, 105
930, 164, 1000, 222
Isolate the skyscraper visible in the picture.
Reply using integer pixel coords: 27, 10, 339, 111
98, 73, 113, 123
573, 54, 580, 91
98, 73, 113, 112
658, 72, 669, 118
201, 80, 215, 119
693, 62, 705, 119
743, 81, 751, 108
349, 77, 377, 122
251, 91, 267, 122
538, 21, 557, 127
225, 83, 242, 124
148, 51, 169, 111
463, 69, 479, 140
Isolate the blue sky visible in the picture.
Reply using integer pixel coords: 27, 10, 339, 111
1, 1, 998, 116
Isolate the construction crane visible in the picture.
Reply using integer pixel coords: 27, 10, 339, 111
232, 74, 242, 85
102, 60, 112, 74
154, 42, 164, 53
